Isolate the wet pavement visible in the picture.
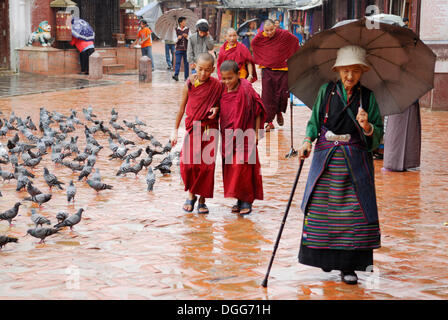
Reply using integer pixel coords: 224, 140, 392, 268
0, 42, 447, 300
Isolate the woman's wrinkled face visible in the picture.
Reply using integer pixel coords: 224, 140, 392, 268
263, 23, 276, 38
221, 69, 239, 91
196, 59, 214, 82
338, 65, 363, 92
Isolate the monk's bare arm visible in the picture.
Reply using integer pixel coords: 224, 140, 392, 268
247, 63, 254, 81
171, 84, 189, 146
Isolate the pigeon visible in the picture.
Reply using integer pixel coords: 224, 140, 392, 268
16, 174, 31, 192
129, 159, 145, 177
145, 145, 163, 156
54, 208, 84, 230
27, 181, 43, 198
78, 163, 93, 181
134, 116, 147, 126
134, 129, 151, 141
0, 235, 18, 249
123, 119, 136, 129
23, 155, 42, 168
30, 209, 51, 228
26, 227, 59, 244
24, 193, 52, 206
141, 155, 153, 168
116, 158, 131, 176
0, 166, 15, 181
115, 133, 135, 146
86, 179, 113, 192
109, 120, 124, 131
91, 168, 101, 182
162, 140, 172, 154
149, 135, 163, 148
73, 151, 89, 162
125, 148, 142, 161
155, 154, 173, 175
56, 211, 69, 224
0, 202, 22, 226
109, 144, 128, 160
43, 167, 64, 190
66, 180, 76, 202
61, 160, 84, 172
146, 167, 155, 192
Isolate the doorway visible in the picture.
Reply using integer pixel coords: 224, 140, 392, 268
0, 0, 10, 69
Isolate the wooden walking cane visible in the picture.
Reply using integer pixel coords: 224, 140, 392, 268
261, 151, 307, 288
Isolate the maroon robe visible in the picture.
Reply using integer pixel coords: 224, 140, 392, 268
220, 79, 266, 203
180, 77, 223, 198
251, 29, 299, 124
217, 41, 258, 82
251, 29, 299, 69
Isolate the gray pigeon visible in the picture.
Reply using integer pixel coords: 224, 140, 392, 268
0, 166, 15, 181
27, 227, 59, 244
91, 168, 101, 182
0, 235, 18, 249
27, 181, 43, 198
146, 167, 155, 192
116, 158, 131, 176
78, 163, 93, 181
66, 180, 76, 202
24, 193, 52, 206
54, 208, 84, 230
43, 167, 64, 190
56, 211, 69, 224
86, 179, 113, 193
30, 209, 51, 228
0, 202, 22, 226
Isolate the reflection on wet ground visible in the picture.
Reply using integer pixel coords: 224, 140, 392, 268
0, 69, 447, 300
0, 73, 117, 97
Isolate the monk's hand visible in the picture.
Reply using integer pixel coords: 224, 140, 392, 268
298, 140, 312, 160
247, 74, 254, 82
189, 73, 198, 83
171, 129, 178, 147
208, 107, 219, 119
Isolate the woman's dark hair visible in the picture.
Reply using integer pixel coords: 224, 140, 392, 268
178, 16, 186, 24
140, 19, 148, 26
220, 60, 239, 74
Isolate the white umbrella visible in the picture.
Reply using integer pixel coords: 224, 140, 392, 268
155, 8, 198, 42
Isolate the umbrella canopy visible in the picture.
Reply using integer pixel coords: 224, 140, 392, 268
154, 8, 198, 42
288, 17, 436, 116
71, 18, 95, 41
135, 1, 162, 32
236, 18, 258, 36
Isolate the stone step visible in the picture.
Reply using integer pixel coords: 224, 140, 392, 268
102, 56, 118, 65
103, 64, 126, 74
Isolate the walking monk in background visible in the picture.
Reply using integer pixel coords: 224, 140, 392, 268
171, 53, 223, 214
219, 60, 266, 215
217, 28, 257, 83
251, 19, 299, 131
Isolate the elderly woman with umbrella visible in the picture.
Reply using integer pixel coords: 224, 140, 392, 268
297, 45, 383, 285
288, 15, 435, 285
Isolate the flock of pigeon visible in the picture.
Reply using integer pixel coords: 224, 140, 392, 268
0, 106, 178, 250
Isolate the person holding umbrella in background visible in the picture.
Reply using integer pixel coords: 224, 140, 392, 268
70, 17, 95, 75
173, 16, 190, 81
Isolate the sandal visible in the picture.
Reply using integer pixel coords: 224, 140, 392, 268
197, 202, 209, 214
265, 122, 275, 132
341, 271, 358, 285
239, 201, 252, 215
231, 200, 242, 213
183, 196, 197, 212
276, 113, 284, 126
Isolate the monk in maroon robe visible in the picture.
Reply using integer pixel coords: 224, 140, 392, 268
251, 19, 299, 131
219, 60, 266, 215
172, 53, 223, 214
217, 28, 257, 83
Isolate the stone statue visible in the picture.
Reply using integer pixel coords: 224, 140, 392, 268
27, 21, 54, 47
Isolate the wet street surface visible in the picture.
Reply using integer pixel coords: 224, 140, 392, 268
0, 43, 447, 300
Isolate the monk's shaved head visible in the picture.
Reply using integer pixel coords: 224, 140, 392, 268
197, 52, 215, 67
220, 60, 239, 74
264, 19, 275, 27
226, 28, 237, 35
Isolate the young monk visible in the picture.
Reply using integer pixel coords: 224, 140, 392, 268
217, 28, 257, 83
219, 60, 266, 214
171, 52, 223, 214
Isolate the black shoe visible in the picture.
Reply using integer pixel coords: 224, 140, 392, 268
167, 66, 172, 70
321, 268, 332, 273
341, 271, 358, 285
172, 75, 179, 81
